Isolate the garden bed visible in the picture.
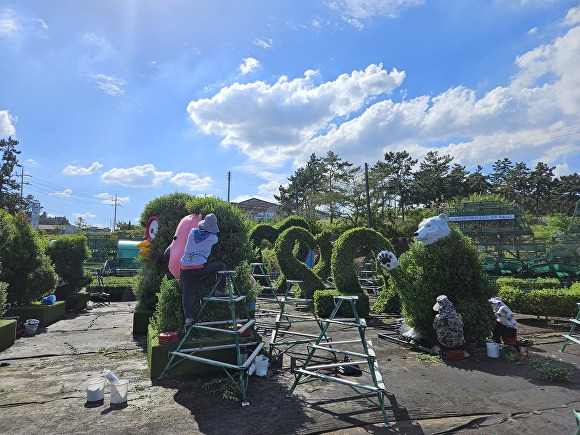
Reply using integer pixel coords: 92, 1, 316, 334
7, 301, 66, 327
147, 324, 260, 379
0, 319, 17, 351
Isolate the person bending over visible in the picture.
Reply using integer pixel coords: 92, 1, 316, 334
489, 296, 517, 346
425, 295, 470, 359
180, 213, 226, 327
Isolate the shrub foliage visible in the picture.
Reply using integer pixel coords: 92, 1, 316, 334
46, 234, 91, 294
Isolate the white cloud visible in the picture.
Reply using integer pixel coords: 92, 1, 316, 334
95, 192, 130, 204
187, 63, 405, 164
0, 10, 18, 36
554, 162, 571, 178
188, 8, 580, 176
100, 164, 173, 187
253, 38, 272, 49
26, 158, 36, 165
0, 110, 15, 136
528, 27, 537, 35
170, 173, 213, 191
88, 73, 127, 96
81, 32, 115, 61
62, 162, 103, 175
73, 212, 96, 219
240, 57, 260, 75
563, 5, 580, 26
49, 189, 73, 198
32, 18, 48, 30
327, 0, 425, 28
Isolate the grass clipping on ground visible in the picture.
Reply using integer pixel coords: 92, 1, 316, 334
504, 349, 572, 382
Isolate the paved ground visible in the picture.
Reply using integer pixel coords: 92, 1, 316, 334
0, 301, 579, 434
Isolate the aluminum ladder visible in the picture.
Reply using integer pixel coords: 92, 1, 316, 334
157, 270, 264, 406
561, 302, 580, 352
268, 279, 331, 361
286, 295, 390, 427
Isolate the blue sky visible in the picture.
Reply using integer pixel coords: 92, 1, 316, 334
1, 0, 579, 228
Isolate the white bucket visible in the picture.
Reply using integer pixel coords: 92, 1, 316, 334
25, 319, 39, 336
486, 342, 500, 358
110, 379, 129, 404
254, 355, 269, 377
86, 377, 105, 403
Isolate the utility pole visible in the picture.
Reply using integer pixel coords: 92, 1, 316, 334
227, 171, 231, 202
19, 166, 30, 208
365, 163, 372, 228
113, 194, 118, 231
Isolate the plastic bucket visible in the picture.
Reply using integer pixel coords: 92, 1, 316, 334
86, 377, 105, 403
110, 379, 129, 404
486, 342, 499, 358
25, 319, 39, 336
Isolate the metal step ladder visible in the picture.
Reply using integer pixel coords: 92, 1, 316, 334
561, 302, 580, 352
286, 295, 391, 428
251, 262, 281, 310
268, 279, 331, 361
157, 270, 264, 406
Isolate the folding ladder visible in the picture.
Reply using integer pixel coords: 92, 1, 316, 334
157, 270, 264, 406
286, 295, 391, 427
561, 302, 580, 352
251, 262, 281, 310
268, 279, 330, 361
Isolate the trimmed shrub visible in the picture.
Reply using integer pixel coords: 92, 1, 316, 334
275, 226, 325, 298
314, 289, 370, 318
150, 276, 183, 334
46, 234, 91, 294
499, 284, 580, 318
331, 227, 393, 295
312, 230, 333, 282
0, 281, 7, 316
388, 229, 496, 343
136, 193, 193, 311
0, 212, 57, 305
496, 277, 562, 291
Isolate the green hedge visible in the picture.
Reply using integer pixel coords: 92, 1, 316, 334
498, 284, 580, 318
496, 277, 563, 291
314, 290, 370, 318
7, 301, 66, 327
0, 319, 16, 351
46, 234, 91, 294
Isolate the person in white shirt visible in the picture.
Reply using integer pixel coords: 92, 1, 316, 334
489, 296, 517, 346
180, 214, 226, 327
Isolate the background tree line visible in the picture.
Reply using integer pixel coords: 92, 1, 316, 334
275, 150, 580, 225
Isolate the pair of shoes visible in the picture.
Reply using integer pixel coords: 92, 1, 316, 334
337, 356, 362, 376
184, 318, 193, 329
214, 290, 229, 297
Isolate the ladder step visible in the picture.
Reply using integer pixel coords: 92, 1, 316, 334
569, 319, 580, 325
281, 298, 312, 304
253, 274, 270, 278
274, 330, 322, 338
180, 341, 260, 353
270, 337, 319, 346
563, 334, 580, 345
309, 344, 372, 360
294, 368, 381, 392
286, 280, 303, 284
203, 296, 246, 302
320, 318, 366, 328
305, 360, 368, 371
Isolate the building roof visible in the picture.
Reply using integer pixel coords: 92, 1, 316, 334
233, 198, 278, 215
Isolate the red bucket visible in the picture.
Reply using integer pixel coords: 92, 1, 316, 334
159, 331, 179, 344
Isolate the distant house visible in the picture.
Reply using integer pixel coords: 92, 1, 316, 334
233, 198, 278, 221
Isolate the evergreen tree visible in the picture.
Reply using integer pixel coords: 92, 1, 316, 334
465, 165, 490, 196
529, 162, 555, 215
489, 158, 513, 199
411, 151, 453, 207
320, 151, 359, 223
0, 137, 23, 213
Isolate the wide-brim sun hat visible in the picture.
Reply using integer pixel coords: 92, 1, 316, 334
489, 296, 503, 304
433, 295, 450, 312
198, 213, 219, 233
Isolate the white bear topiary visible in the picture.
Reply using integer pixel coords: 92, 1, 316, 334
413, 213, 451, 245
376, 213, 496, 343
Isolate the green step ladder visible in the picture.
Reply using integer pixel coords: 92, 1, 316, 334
157, 270, 264, 406
268, 279, 331, 361
251, 262, 281, 311
286, 295, 391, 428
561, 302, 580, 352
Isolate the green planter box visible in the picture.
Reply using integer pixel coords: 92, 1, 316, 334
133, 309, 154, 335
0, 319, 17, 352
8, 301, 66, 327
147, 324, 259, 380
65, 291, 90, 311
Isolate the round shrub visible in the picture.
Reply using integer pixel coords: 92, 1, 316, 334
46, 234, 91, 294
0, 212, 57, 305
150, 276, 183, 333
